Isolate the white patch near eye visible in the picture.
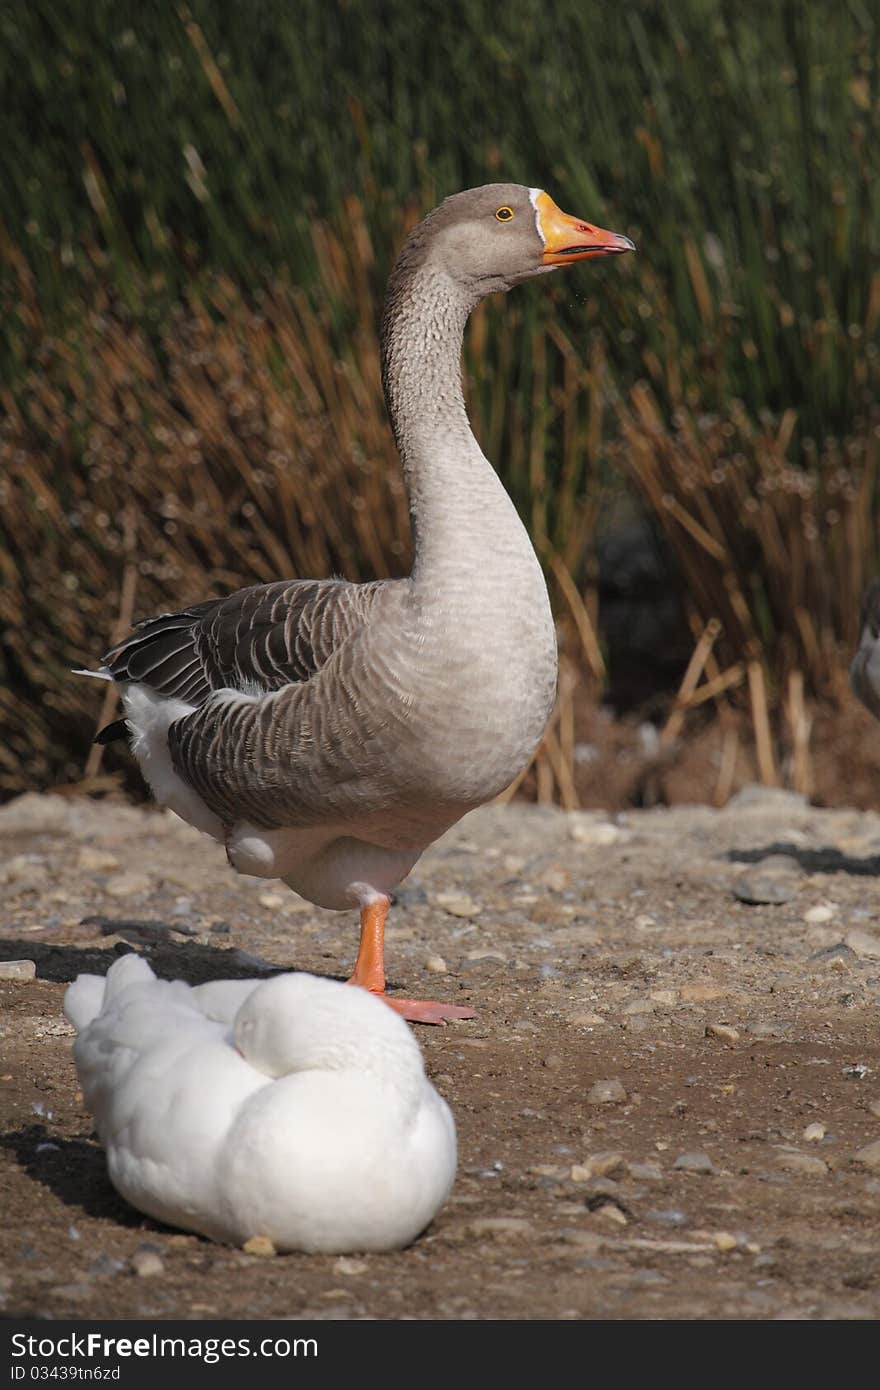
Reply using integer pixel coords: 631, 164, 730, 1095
529, 188, 546, 245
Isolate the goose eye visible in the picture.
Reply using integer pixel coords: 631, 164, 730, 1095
495, 206, 514, 222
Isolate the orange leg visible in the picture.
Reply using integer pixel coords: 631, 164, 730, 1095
346, 896, 476, 1026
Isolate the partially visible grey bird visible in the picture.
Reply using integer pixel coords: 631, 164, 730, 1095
851, 579, 880, 722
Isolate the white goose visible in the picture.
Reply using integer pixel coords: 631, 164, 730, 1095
64, 953, 456, 1252
85, 184, 633, 1022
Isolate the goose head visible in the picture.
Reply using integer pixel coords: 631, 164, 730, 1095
399, 182, 634, 300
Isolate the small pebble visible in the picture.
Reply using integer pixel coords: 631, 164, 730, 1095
77, 848, 120, 873
434, 893, 482, 918
621, 998, 654, 1016
802, 1123, 826, 1143
425, 954, 447, 974
587, 1078, 627, 1106
776, 1151, 828, 1176
845, 929, 880, 960
333, 1257, 368, 1276
715, 1232, 738, 1253
867, 1100, 880, 1120
808, 943, 857, 967
586, 1151, 626, 1179
803, 904, 836, 924
242, 1235, 277, 1257
568, 818, 621, 847
258, 893, 285, 910
673, 1151, 715, 1175
679, 981, 725, 1002
592, 1204, 627, 1228
852, 1139, 880, 1173
465, 1217, 532, 1240
131, 1251, 164, 1278
705, 1022, 740, 1044
569, 1011, 604, 1027
105, 873, 152, 898
646, 1209, 688, 1228
628, 1161, 663, 1181
0, 960, 36, 981
733, 867, 798, 905
51, 1283, 91, 1302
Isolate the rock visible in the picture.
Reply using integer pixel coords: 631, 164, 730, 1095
0, 960, 36, 981
568, 1012, 605, 1027
726, 786, 808, 815
803, 904, 836, 924
425, 954, 448, 973
776, 1151, 828, 1176
646, 1209, 689, 1228
845, 929, 880, 960
621, 998, 654, 1016
556, 1230, 603, 1254
464, 1217, 532, 1241
802, 1123, 826, 1143
680, 981, 725, 1003
705, 1022, 739, 1044
650, 989, 677, 1006
50, 1283, 92, 1302
714, 1232, 738, 1253
105, 873, 152, 898
333, 1257, 368, 1276
76, 848, 121, 873
587, 1078, 627, 1106
587, 1151, 626, 1179
733, 861, 799, 905
809, 943, 857, 968
571, 1152, 625, 1182
258, 893, 285, 910
568, 817, 623, 847
673, 1151, 715, 1175
131, 1250, 164, 1277
433, 893, 481, 918
868, 1100, 880, 1120
852, 1140, 880, 1173
628, 1161, 663, 1181
242, 1235, 276, 1257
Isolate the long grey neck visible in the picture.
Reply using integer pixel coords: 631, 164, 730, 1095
380, 262, 533, 587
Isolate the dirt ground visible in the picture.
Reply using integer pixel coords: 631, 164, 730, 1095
2, 787, 880, 1322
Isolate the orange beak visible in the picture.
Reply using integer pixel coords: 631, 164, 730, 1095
534, 191, 635, 265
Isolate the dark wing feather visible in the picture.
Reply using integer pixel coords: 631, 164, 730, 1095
102, 578, 390, 707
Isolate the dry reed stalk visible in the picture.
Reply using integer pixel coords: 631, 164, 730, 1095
661, 617, 721, 745
548, 554, 606, 683
747, 661, 779, 787
785, 670, 813, 797
713, 723, 740, 807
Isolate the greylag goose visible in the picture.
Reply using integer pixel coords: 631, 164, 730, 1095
65, 955, 456, 1251
851, 578, 880, 721
85, 184, 633, 1023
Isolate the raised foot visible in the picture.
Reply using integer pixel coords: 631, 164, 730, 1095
380, 996, 477, 1026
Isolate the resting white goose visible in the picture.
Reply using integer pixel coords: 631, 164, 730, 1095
851, 579, 880, 721
84, 184, 633, 1022
64, 953, 456, 1252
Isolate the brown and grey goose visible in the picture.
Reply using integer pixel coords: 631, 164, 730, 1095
85, 184, 633, 1023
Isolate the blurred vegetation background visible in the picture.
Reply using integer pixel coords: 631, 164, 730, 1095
1, 0, 878, 804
